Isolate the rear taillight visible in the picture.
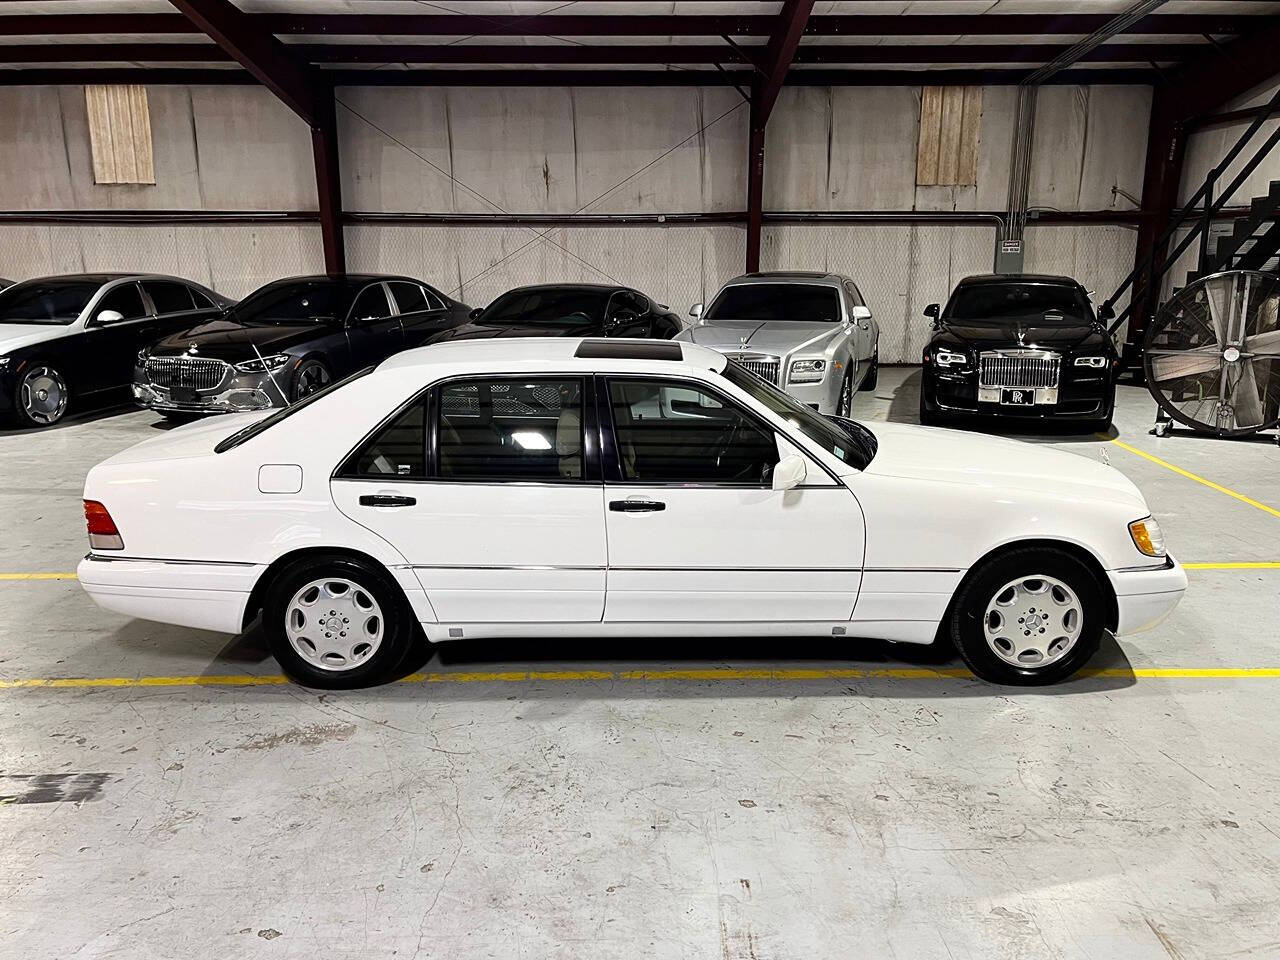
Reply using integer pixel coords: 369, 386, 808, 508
84, 500, 124, 551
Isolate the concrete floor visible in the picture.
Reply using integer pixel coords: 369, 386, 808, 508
2, 367, 1280, 959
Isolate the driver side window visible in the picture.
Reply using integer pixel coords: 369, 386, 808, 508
607, 378, 778, 484
95, 283, 147, 322
348, 284, 393, 326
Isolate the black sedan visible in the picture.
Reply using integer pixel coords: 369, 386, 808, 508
134, 274, 471, 417
425, 283, 683, 346
919, 273, 1119, 430
0, 273, 232, 428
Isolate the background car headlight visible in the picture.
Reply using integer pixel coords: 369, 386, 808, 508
933, 349, 968, 368
789, 358, 826, 383
1129, 516, 1166, 557
1074, 356, 1108, 368
235, 354, 291, 374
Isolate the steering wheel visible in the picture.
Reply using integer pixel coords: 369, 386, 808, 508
712, 417, 763, 481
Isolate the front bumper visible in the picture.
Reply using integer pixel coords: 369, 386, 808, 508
133, 366, 288, 415
1107, 556, 1188, 635
923, 365, 1114, 420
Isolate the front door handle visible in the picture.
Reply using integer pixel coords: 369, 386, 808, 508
609, 499, 665, 513
359, 494, 416, 507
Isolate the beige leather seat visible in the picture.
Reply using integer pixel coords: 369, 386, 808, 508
556, 408, 582, 479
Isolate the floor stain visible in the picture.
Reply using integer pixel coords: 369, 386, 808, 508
231, 723, 356, 752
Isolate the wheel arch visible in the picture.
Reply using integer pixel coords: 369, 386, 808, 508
935, 537, 1120, 642
242, 545, 410, 631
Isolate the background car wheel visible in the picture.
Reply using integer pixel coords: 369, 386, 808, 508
263, 554, 416, 688
948, 547, 1104, 686
291, 359, 331, 401
837, 370, 853, 416
860, 350, 878, 391
11, 362, 69, 428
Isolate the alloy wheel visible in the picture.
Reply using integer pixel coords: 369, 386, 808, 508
20, 365, 68, 425
295, 362, 331, 398
284, 577, 384, 672
982, 574, 1083, 669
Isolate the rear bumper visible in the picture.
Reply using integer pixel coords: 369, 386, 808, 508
77, 554, 264, 635
1107, 556, 1188, 635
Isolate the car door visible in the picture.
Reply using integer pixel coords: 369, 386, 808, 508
330, 374, 606, 624
599, 375, 865, 622
344, 282, 403, 368
844, 280, 874, 361
387, 280, 456, 348
80, 281, 155, 394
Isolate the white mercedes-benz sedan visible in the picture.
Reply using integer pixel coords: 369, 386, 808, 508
78, 338, 1186, 689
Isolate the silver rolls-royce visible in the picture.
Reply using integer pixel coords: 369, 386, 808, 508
674, 271, 879, 416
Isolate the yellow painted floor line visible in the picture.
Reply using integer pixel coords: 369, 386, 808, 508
5, 666, 1280, 690
1110, 438, 1280, 520
1182, 562, 1280, 570
0, 572, 79, 581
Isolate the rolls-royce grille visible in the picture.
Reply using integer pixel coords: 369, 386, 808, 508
145, 356, 228, 391
979, 353, 1061, 389
728, 356, 780, 386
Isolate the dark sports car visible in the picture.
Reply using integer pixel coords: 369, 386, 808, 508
425, 283, 683, 345
134, 274, 471, 417
919, 274, 1119, 429
0, 273, 232, 428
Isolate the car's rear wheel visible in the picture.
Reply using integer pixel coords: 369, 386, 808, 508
291, 358, 331, 401
949, 547, 1104, 685
11, 363, 69, 428
263, 555, 415, 688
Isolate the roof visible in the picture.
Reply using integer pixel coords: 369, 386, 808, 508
380, 336, 726, 375
4, 3, 1277, 87
499, 283, 622, 295
957, 273, 1083, 287
21, 272, 193, 285
727, 272, 846, 287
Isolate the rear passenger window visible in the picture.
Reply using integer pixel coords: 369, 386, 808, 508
389, 282, 428, 314
143, 280, 196, 315
437, 378, 584, 481
343, 399, 427, 478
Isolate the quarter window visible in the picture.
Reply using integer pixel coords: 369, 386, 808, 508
346, 399, 427, 478
437, 378, 585, 481
607, 378, 778, 484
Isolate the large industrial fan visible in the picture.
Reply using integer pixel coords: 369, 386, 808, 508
1143, 269, 1280, 438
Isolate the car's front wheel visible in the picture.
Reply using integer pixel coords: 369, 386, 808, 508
948, 547, 1104, 685
263, 555, 417, 688
837, 370, 853, 416
11, 362, 70, 428
291, 358, 332, 401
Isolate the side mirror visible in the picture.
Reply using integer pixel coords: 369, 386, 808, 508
468, 307, 484, 321
771, 454, 807, 491
851, 305, 872, 321
1097, 303, 1115, 322
924, 303, 940, 320
95, 309, 125, 325
689, 302, 704, 319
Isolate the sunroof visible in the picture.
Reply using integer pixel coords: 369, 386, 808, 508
574, 340, 683, 361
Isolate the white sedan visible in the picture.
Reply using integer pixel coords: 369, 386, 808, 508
78, 338, 1186, 688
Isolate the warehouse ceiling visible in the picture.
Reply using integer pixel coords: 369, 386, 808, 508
2, 0, 1279, 87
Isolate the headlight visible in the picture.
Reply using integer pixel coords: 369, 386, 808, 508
235, 354, 291, 373
789, 358, 826, 383
933, 349, 968, 368
1074, 356, 1108, 368
1129, 516, 1166, 557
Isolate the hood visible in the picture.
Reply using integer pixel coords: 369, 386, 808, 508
938, 318, 1106, 352
149, 317, 329, 360
98, 411, 267, 467
862, 420, 1145, 507
0, 323, 69, 354
428, 320, 588, 344
686, 319, 841, 355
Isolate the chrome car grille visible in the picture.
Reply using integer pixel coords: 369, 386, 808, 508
144, 356, 229, 391
726, 355, 780, 386
978, 352, 1061, 389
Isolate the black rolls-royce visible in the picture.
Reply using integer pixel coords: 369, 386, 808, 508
424, 283, 683, 346
0, 273, 232, 428
135, 274, 472, 417
919, 274, 1119, 430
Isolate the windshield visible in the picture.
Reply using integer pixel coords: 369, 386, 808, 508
479, 289, 610, 327
705, 283, 841, 323
721, 362, 876, 470
946, 283, 1091, 323
0, 280, 100, 325
232, 280, 353, 326
215, 366, 374, 453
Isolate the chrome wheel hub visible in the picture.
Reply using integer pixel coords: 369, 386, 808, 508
20, 366, 68, 425
285, 577, 384, 672
983, 574, 1083, 669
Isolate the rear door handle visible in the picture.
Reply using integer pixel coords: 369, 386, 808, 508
609, 499, 665, 513
359, 494, 417, 507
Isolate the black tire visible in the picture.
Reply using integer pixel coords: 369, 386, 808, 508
837, 370, 853, 417
948, 547, 1104, 686
859, 350, 878, 391
918, 390, 941, 426
9, 361, 70, 428
290, 358, 332, 401
263, 554, 416, 689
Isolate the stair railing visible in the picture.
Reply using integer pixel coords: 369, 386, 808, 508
1105, 83, 1280, 340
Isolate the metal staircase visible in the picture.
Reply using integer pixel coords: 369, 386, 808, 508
1189, 179, 1280, 279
